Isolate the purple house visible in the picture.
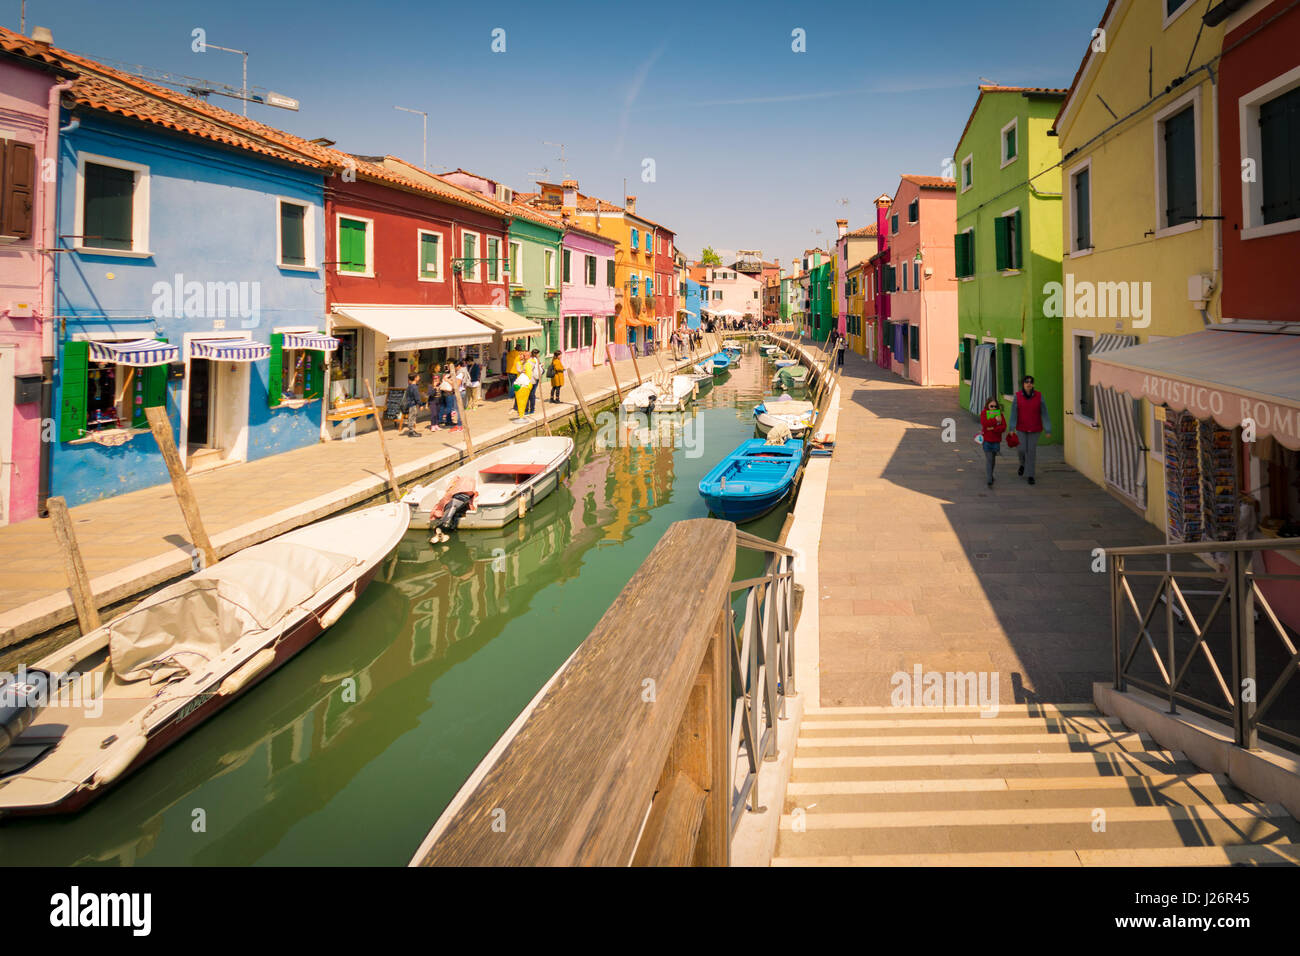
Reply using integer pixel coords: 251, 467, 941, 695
558, 222, 616, 372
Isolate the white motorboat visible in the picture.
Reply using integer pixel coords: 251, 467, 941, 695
621, 374, 696, 413
759, 343, 779, 355
0, 503, 409, 817
404, 436, 574, 531
688, 363, 715, 391
722, 339, 744, 353
754, 396, 817, 437
773, 358, 797, 368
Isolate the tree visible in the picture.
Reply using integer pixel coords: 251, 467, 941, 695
700, 246, 722, 266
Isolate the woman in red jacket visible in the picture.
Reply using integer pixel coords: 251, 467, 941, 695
979, 398, 1008, 487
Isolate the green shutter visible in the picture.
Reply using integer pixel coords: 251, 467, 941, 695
1012, 211, 1023, 269
999, 343, 1012, 394
563, 248, 571, 283
994, 216, 1009, 272
305, 341, 323, 399
1164, 107, 1197, 226
606, 259, 615, 286
59, 340, 89, 442
583, 315, 593, 346
268, 333, 283, 408
1260, 86, 1300, 225
133, 337, 169, 427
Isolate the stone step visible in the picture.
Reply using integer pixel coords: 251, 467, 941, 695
772, 844, 1300, 867
791, 749, 1192, 781
802, 703, 1099, 718
794, 731, 1151, 753
800, 716, 1129, 734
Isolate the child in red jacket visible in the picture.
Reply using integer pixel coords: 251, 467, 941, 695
979, 398, 1008, 487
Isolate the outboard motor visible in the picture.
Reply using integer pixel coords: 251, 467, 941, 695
0, 668, 53, 754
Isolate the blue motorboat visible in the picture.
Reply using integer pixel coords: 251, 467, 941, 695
708, 351, 735, 373
698, 438, 804, 523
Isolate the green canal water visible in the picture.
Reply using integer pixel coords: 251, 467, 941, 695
2, 344, 804, 866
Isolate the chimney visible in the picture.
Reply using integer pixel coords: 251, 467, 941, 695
836, 218, 848, 239
875, 194, 892, 253
31, 25, 53, 45
625, 195, 636, 214
561, 179, 577, 219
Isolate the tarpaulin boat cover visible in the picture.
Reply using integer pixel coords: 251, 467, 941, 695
109, 539, 356, 684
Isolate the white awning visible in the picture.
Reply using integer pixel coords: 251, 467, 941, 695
458, 306, 544, 338
1090, 326, 1300, 449
283, 332, 339, 351
87, 338, 178, 367
331, 306, 494, 351
190, 338, 272, 362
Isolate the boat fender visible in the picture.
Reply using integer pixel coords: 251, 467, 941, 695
218, 648, 277, 697
91, 733, 148, 788
518, 494, 527, 519
319, 589, 356, 629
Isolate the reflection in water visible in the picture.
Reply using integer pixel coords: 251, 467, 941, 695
0, 345, 793, 865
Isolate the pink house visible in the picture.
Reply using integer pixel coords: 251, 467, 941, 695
559, 224, 617, 372
885, 175, 958, 386
0, 33, 73, 525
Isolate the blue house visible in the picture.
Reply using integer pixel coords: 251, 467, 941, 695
681, 277, 703, 330
49, 51, 331, 506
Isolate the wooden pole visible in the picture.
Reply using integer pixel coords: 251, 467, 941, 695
535, 376, 552, 436
364, 379, 402, 503
46, 495, 102, 634
450, 381, 475, 458
568, 364, 595, 430
606, 344, 625, 403
144, 405, 218, 569
629, 337, 645, 386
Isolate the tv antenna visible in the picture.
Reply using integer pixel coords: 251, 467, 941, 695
394, 106, 429, 169
82, 51, 300, 113
543, 141, 568, 179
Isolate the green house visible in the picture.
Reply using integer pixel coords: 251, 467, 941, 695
507, 213, 564, 352
953, 86, 1066, 442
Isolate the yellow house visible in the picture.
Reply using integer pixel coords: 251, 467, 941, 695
845, 261, 867, 355
1052, 0, 1225, 531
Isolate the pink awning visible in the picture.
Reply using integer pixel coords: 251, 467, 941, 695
1089, 327, 1300, 449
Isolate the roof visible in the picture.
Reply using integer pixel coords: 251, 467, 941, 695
955, 84, 1069, 157
1053, 0, 1119, 135
846, 224, 879, 239
0, 29, 75, 75
898, 174, 957, 190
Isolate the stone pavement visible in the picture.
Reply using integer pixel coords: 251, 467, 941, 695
817, 349, 1165, 706
0, 346, 707, 655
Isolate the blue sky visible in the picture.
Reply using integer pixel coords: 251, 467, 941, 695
17, 0, 1102, 265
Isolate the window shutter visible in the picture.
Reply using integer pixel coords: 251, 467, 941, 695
2, 140, 37, 239
1075, 170, 1091, 249
60, 341, 90, 442
994, 216, 1009, 271
999, 343, 1012, 394
953, 233, 965, 277
607, 259, 615, 286
1012, 210, 1023, 269
268, 333, 283, 408
133, 337, 170, 427
583, 315, 593, 346
563, 248, 571, 283
1164, 107, 1197, 226
305, 342, 323, 399
1260, 86, 1300, 225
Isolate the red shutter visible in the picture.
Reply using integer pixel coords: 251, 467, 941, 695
2, 140, 37, 239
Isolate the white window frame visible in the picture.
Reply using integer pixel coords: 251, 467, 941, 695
1071, 329, 1097, 426
275, 197, 316, 271
74, 152, 151, 256
960, 154, 974, 193
544, 248, 556, 289
1239, 62, 1300, 240
1152, 87, 1203, 239
485, 236, 502, 283
460, 229, 481, 282
507, 239, 523, 285
584, 253, 596, 287
336, 213, 375, 278
998, 205, 1023, 274
417, 228, 445, 283
1000, 117, 1019, 168
1001, 337, 1024, 399
1162, 0, 1196, 30
1066, 157, 1095, 258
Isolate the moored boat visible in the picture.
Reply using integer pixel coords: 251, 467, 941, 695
774, 365, 809, 389
0, 503, 410, 817
753, 396, 817, 437
621, 374, 696, 412
708, 351, 735, 373
722, 339, 743, 353
698, 438, 804, 523
404, 436, 574, 530
773, 358, 797, 369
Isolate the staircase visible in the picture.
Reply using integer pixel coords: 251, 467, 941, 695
773, 703, 1300, 866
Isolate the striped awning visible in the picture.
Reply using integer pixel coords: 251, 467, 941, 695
87, 338, 178, 367
968, 343, 994, 414
190, 338, 272, 362
1089, 334, 1145, 505
283, 332, 339, 351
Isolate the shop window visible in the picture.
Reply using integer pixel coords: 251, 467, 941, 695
268, 333, 324, 406
59, 339, 168, 441
331, 330, 360, 403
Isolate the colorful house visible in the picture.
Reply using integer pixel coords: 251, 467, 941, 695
652, 223, 676, 345
884, 175, 958, 386
844, 261, 866, 354
954, 85, 1067, 441
557, 221, 617, 372
0, 29, 74, 524
868, 195, 893, 367
1052, 0, 1228, 524
834, 220, 880, 337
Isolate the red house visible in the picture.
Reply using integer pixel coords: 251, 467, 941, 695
651, 223, 676, 344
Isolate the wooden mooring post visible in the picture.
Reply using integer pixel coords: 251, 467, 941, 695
606, 344, 625, 403
144, 405, 218, 569
46, 496, 102, 635
568, 367, 595, 430
450, 382, 476, 458
364, 380, 403, 503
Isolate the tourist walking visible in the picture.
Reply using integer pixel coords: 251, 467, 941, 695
427, 367, 444, 433
401, 372, 423, 436
467, 358, 482, 408
1010, 375, 1052, 485
548, 350, 564, 403
979, 398, 1008, 487
438, 368, 457, 428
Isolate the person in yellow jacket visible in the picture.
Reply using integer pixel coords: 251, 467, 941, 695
505, 343, 524, 382
512, 365, 533, 420
548, 351, 565, 403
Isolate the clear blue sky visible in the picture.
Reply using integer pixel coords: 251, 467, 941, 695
16, 0, 1102, 265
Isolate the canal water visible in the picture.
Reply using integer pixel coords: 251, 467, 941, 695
2, 343, 805, 865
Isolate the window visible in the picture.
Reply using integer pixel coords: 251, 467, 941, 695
631, 228, 639, 250
961, 155, 973, 193
909, 324, 920, 361
961, 335, 975, 382
0, 137, 36, 239
955, 228, 975, 278
657, 236, 663, 254
1164, 0, 1194, 26
994, 210, 1023, 271
908, 199, 919, 223
508, 240, 522, 283
76, 153, 149, 253
585, 254, 597, 286
278, 200, 310, 268
59, 337, 168, 441
1069, 161, 1093, 253
645, 277, 653, 297
606, 259, 616, 286
418, 229, 443, 280
486, 237, 500, 281
1074, 333, 1095, 422
544, 248, 556, 288
891, 213, 899, 234
901, 263, 908, 291
1001, 118, 1018, 167
332, 330, 359, 402
1241, 67, 1300, 237
338, 215, 373, 275
997, 341, 1024, 396
583, 315, 594, 347
269, 331, 324, 405
913, 261, 920, 289
631, 272, 639, 297
461, 230, 480, 281
1155, 93, 1199, 234
563, 248, 572, 283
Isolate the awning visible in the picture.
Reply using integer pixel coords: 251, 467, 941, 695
458, 306, 543, 338
87, 338, 178, 367
283, 332, 339, 351
331, 306, 493, 351
1090, 327, 1300, 449
190, 338, 272, 362
626, 315, 655, 327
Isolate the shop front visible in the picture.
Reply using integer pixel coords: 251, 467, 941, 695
457, 305, 544, 388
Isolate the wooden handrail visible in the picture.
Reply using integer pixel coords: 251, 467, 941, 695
413, 518, 737, 866
1106, 537, 1300, 557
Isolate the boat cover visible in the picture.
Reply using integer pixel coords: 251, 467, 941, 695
110, 540, 356, 684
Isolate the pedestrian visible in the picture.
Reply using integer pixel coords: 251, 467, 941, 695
525, 349, 542, 416
427, 367, 443, 432
1010, 374, 1052, 485
467, 357, 482, 408
835, 333, 846, 370
401, 372, 423, 436
979, 397, 1008, 487
549, 350, 564, 403
438, 368, 457, 428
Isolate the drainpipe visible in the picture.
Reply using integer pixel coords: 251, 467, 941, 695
37, 82, 75, 517
1206, 66, 1223, 327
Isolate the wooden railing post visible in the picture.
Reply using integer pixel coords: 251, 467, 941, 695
1232, 549, 1257, 748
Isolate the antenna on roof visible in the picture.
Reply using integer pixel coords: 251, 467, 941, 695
543, 141, 568, 179
81, 52, 301, 112
978, 76, 999, 86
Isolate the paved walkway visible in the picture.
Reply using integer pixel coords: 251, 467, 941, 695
817, 350, 1164, 707
0, 346, 709, 656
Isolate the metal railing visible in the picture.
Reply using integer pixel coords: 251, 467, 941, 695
728, 529, 797, 833
1108, 537, 1300, 750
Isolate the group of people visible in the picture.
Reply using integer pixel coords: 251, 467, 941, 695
978, 375, 1052, 487
401, 359, 482, 435
504, 344, 566, 421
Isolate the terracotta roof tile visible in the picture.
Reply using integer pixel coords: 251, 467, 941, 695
846, 224, 879, 238
899, 174, 957, 190
955, 84, 1068, 156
